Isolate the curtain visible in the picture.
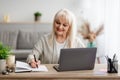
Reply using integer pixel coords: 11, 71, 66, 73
104, 0, 120, 63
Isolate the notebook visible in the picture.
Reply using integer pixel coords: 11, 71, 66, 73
53, 48, 97, 71
15, 61, 48, 73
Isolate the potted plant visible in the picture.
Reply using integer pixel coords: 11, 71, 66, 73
78, 21, 104, 47
0, 42, 11, 72
34, 12, 42, 22
78, 21, 104, 64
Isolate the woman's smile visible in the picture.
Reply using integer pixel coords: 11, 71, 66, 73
57, 28, 64, 32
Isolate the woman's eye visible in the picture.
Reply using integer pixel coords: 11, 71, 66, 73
56, 21, 60, 25
63, 24, 68, 27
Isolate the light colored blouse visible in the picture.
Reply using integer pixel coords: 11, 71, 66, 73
55, 39, 67, 59
27, 33, 85, 64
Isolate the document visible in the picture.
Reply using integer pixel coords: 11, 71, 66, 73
15, 61, 48, 73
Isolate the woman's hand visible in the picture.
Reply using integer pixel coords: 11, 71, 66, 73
29, 59, 41, 68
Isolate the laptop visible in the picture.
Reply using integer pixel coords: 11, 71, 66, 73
53, 48, 97, 71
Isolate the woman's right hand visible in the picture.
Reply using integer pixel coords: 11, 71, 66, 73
29, 59, 41, 68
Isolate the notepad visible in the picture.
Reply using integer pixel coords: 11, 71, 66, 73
15, 61, 48, 73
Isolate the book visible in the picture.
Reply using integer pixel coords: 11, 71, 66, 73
15, 61, 48, 73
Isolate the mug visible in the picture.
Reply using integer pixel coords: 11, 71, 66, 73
6, 55, 15, 70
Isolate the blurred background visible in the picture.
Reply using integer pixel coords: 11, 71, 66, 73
0, 0, 120, 63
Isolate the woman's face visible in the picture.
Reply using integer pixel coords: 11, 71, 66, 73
54, 16, 70, 37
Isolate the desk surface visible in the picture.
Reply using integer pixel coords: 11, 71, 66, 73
0, 64, 120, 80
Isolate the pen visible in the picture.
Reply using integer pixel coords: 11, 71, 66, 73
113, 54, 116, 61
34, 54, 38, 68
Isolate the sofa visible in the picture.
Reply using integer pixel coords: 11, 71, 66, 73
0, 23, 52, 62
0, 23, 105, 63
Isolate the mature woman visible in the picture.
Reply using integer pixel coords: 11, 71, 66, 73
27, 9, 85, 68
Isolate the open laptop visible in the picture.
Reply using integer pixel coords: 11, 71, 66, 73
53, 48, 97, 71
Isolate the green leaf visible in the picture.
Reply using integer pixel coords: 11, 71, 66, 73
0, 42, 11, 59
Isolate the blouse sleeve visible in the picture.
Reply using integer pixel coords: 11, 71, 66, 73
26, 37, 43, 63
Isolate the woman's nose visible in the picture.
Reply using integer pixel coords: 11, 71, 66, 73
59, 24, 63, 29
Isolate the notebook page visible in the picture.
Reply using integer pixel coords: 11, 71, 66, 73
31, 65, 48, 72
16, 61, 48, 72
16, 61, 31, 70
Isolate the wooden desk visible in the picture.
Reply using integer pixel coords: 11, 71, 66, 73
0, 64, 120, 80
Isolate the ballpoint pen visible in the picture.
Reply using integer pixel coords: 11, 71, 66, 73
34, 54, 38, 68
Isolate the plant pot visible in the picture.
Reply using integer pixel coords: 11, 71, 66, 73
87, 42, 96, 48
0, 59, 6, 73
34, 16, 41, 22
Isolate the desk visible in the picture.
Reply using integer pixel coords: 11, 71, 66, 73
0, 64, 120, 80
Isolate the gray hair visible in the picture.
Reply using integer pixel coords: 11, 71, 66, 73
49, 9, 77, 48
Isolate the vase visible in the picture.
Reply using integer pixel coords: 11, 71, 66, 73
0, 59, 6, 73
34, 16, 41, 22
87, 42, 96, 48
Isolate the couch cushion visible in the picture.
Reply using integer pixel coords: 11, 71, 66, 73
0, 30, 18, 49
17, 30, 47, 49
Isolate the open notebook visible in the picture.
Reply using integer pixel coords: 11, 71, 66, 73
15, 61, 48, 73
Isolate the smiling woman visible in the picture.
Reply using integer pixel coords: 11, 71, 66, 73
54, 9, 75, 44
27, 9, 85, 68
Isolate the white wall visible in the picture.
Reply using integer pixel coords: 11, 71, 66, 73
0, 0, 104, 24
0, 0, 82, 22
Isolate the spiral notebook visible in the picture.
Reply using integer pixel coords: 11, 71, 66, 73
15, 61, 48, 73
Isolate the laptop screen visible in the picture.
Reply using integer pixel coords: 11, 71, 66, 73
56, 48, 97, 71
